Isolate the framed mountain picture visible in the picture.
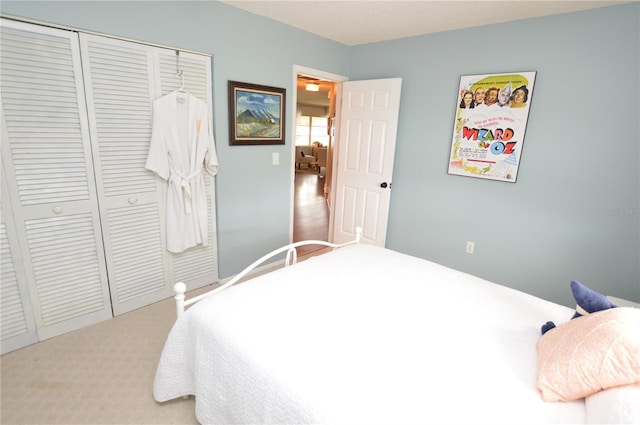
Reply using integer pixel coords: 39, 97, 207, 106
228, 80, 286, 145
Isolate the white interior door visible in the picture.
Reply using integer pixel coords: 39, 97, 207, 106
330, 78, 402, 246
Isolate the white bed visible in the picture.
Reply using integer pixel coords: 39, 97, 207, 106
153, 236, 638, 424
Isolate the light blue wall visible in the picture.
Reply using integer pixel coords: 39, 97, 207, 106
349, 4, 640, 305
2, 2, 638, 306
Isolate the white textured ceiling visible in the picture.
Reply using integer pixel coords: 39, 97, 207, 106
220, 0, 631, 46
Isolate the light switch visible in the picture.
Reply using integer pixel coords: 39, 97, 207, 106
272, 152, 279, 165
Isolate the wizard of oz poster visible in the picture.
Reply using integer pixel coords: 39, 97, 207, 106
448, 71, 536, 182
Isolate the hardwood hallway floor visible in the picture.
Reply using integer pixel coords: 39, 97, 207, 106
293, 170, 329, 256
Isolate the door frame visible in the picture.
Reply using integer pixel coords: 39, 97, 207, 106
290, 65, 347, 243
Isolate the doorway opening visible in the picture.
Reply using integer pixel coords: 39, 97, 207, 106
292, 67, 344, 255
291, 71, 402, 248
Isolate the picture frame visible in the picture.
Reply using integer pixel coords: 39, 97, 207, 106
228, 80, 286, 145
447, 71, 536, 182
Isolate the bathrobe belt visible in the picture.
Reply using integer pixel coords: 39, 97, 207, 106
171, 169, 202, 214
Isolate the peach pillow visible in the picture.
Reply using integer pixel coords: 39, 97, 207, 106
536, 307, 640, 402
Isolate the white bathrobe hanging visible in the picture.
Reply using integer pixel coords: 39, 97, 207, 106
146, 91, 218, 253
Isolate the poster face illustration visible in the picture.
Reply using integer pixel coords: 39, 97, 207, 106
448, 71, 536, 182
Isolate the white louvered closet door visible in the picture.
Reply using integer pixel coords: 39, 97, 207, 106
0, 19, 113, 344
79, 34, 171, 315
80, 35, 218, 315
156, 49, 219, 292
1, 18, 218, 351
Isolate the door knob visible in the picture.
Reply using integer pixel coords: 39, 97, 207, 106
380, 182, 388, 188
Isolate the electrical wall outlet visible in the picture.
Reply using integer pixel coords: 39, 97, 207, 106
272, 152, 279, 165
466, 241, 475, 254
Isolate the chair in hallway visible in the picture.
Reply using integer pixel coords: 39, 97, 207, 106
295, 146, 316, 169
312, 147, 327, 173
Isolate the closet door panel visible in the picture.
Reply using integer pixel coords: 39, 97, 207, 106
0, 19, 113, 341
157, 50, 219, 290
1, 173, 38, 354
23, 213, 110, 331
80, 34, 172, 315
0, 222, 36, 354
171, 192, 218, 289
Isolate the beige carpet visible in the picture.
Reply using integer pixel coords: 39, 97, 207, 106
0, 249, 330, 425
0, 288, 201, 425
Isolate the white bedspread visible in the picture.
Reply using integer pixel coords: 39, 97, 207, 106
154, 244, 585, 424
